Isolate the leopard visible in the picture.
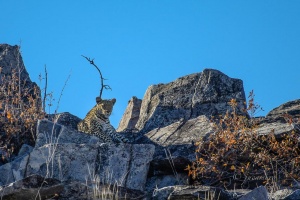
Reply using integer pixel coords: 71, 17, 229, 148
78, 98, 129, 143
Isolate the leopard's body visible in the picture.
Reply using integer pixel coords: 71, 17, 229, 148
78, 98, 129, 143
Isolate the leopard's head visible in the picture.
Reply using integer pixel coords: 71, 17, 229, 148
94, 98, 116, 118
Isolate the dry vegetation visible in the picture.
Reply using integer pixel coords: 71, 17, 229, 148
186, 92, 300, 191
0, 63, 45, 163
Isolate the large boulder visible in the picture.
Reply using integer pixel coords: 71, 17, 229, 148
0, 44, 39, 98
135, 68, 246, 133
120, 69, 247, 193
0, 174, 145, 200
0, 120, 155, 192
239, 186, 268, 200
117, 96, 142, 132
153, 185, 233, 200
46, 112, 82, 130
266, 99, 300, 121
257, 99, 300, 138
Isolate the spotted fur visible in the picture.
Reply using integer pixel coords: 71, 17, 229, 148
78, 98, 129, 143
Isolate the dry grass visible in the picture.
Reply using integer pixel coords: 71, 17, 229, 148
186, 91, 300, 191
0, 60, 45, 163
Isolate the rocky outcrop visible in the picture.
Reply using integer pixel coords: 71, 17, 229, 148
153, 185, 233, 200
0, 44, 32, 83
1, 49, 300, 200
0, 44, 39, 99
125, 69, 246, 194
46, 112, 82, 130
266, 99, 300, 122
135, 69, 246, 133
117, 96, 142, 132
239, 186, 268, 200
143, 115, 214, 191
0, 174, 145, 200
257, 99, 300, 138
0, 119, 155, 197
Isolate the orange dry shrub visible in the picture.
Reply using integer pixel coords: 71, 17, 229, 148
0, 67, 45, 162
186, 92, 300, 190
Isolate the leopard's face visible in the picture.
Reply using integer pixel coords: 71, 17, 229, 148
94, 98, 116, 118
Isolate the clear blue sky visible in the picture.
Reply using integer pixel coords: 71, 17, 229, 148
1, 1, 300, 127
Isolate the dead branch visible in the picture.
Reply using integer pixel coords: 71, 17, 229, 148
81, 55, 111, 99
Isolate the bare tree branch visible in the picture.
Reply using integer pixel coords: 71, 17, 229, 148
81, 55, 111, 99
43, 65, 48, 113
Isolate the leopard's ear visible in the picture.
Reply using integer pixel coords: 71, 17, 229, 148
111, 98, 116, 105
96, 97, 102, 104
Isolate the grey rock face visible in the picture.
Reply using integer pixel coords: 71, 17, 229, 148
142, 115, 213, 147
117, 96, 142, 132
98, 143, 155, 191
26, 143, 99, 183
0, 119, 155, 192
46, 112, 82, 130
131, 69, 245, 194
17, 144, 33, 157
257, 122, 296, 137
152, 186, 176, 200
267, 99, 300, 121
28, 142, 153, 191
141, 115, 214, 191
0, 44, 31, 82
283, 189, 300, 200
154, 185, 233, 200
239, 186, 268, 200
0, 44, 39, 98
0, 174, 145, 200
0, 174, 63, 200
272, 189, 294, 200
135, 69, 246, 133
35, 119, 100, 148
257, 99, 300, 138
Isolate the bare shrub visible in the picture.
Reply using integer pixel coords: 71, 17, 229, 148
186, 91, 300, 190
0, 52, 45, 163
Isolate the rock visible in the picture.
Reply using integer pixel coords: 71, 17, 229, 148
239, 186, 268, 200
257, 99, 300, 138
257, 122, 296, 137
117, 96, 142, 132
46, 112, 82, 130
0, 174, 145, 200
0, 44, 39, 100
0, 44, 41, 162
267, 99, 300, 121
272, 189, 294, 200
26, 142, 154, 191
0, 44, 35, 86
0, 119, 155, 192
132, 69, 245, 193
0, 174, 63, 200
135, 69, 246, 133
152, 186, 176, 200
97, 143, 155, 191
26, 143, 99, 183
282, 189, 300, 200
227, 189, 252, 199
35, 119, 100, 148
17, 144, 33, 158
146, 174, 188, 194
139, 115, 213, 191
57, 181, 145, 200
140, 115, 213, 147
159, 185, 233, 200
0, 161, 15, 186
0, 152, 29, 185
